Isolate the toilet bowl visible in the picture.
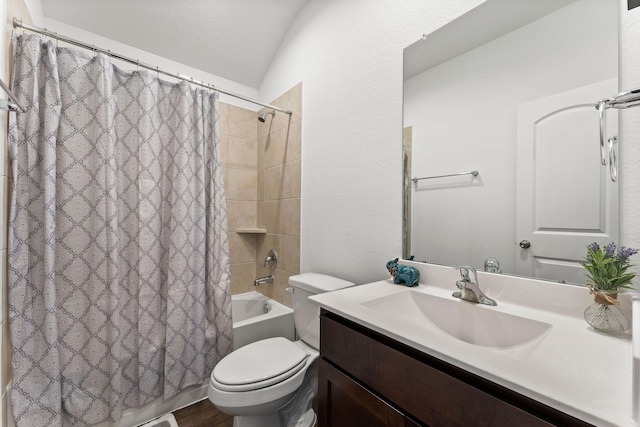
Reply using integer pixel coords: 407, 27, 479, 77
208, 339, 318, 425
208, 273, 354, 427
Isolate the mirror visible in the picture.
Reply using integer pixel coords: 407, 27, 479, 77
403, 0, 619, 284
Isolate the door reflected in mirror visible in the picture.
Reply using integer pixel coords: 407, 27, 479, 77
403, 0, 618, 284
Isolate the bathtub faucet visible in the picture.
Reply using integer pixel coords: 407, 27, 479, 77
254, 275, 274, 286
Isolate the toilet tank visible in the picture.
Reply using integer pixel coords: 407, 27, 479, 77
288, 273, 354, 349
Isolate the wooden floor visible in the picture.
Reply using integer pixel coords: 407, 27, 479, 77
173, 399, 233, 427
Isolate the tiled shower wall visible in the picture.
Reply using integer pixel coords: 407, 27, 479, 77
222, 83, 302, 307
256, 84, 302, 305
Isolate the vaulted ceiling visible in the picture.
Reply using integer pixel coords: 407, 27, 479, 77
40, 0, 309, 88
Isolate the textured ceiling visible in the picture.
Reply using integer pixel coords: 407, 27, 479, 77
40, 0, 309, 88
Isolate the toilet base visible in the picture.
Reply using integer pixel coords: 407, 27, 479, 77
288, 408, 316, 427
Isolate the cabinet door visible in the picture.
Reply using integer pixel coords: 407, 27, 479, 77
318, 359, 406, 427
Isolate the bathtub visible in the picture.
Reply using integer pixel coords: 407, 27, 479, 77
232, 291, 295, 349
87, 291, 294, 427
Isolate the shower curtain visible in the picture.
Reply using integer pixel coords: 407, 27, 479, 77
7, 34, 233, 427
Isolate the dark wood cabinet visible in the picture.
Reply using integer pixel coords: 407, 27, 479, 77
317, 310, 593, 427
319, 359, 406, 427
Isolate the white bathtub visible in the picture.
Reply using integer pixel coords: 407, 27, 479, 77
232, 291, 295, 349
88, 291, 294, 427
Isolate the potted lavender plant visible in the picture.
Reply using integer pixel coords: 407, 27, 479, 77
582, 242, 638, 335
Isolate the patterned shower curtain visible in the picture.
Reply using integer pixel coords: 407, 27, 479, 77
7, 34, 233, 427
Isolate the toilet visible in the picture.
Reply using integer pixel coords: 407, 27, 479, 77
208, 273, 354, 427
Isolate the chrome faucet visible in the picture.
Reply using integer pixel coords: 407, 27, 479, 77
453, 266, 497, 306
483, 257, 501, 274
254, 275, 274, 286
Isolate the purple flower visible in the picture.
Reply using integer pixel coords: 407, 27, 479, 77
618, 246, 639, 261
583, 242, 638, 291
604, 242, 616, 258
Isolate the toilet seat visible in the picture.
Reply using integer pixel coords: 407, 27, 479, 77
212, 337, 308, 392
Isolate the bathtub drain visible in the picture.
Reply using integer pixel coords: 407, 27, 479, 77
263, 303, 272, 314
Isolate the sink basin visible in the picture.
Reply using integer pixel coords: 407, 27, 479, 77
363, 290, 551, 349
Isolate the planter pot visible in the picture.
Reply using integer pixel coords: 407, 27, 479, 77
583, 289, 628, 335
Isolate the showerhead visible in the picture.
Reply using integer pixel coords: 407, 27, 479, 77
258, 110, 276, 123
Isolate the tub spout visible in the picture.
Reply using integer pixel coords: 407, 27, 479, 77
254, 275, 274, 286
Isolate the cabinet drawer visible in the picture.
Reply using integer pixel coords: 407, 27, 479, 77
320, 312, 591, 427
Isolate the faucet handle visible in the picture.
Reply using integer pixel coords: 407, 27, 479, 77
453, 266, 497, 306
264, 249, 278, 269
455, 266, 477, 283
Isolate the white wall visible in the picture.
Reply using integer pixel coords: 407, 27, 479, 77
258, 0, 485, 284
620, 1, 640, 276
20, 0, 40, 23
404, 0, 617, 273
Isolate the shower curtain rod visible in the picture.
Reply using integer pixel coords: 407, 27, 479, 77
13, 18, 293, 116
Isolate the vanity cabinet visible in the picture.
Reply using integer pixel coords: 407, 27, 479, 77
317, 310, 593, 427
319, 359, 413, 427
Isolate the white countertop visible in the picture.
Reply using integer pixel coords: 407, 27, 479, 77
310, 261, 637, 427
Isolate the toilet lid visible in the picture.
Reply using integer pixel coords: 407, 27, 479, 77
212, 337, 308, 392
